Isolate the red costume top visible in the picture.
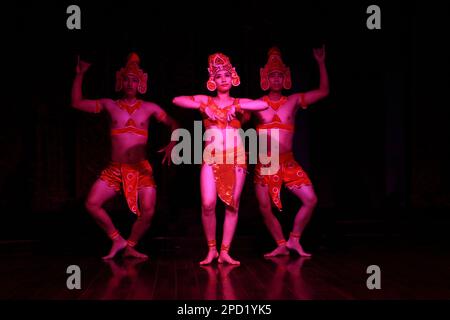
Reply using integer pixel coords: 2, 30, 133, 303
201, 96, 242, 129
110, 100, 148, 137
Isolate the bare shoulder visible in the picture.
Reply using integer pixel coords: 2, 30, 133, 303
100, 98, 115, 105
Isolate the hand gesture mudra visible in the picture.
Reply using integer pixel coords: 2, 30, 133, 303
313, 45, 326, 63
76, 55, 92, 74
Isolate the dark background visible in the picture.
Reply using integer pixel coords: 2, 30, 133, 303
2, 1, 449, 252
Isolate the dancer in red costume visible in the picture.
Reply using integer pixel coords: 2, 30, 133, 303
254, 46, 329, 257
173, 53, 268, 265
72, 53, 178, 259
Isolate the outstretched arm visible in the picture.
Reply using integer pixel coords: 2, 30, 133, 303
71, 56, 105, 113
172, 95, 208, 109
238, 98, 268, 111
225, 98, 267, 122
172, 95, 218, 120
292, 45, 329, 109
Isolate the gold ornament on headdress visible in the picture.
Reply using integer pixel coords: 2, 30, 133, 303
206, 53, 240, 91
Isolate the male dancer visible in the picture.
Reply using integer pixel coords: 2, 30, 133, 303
254, 46, 329, 257
71, 53, 177, 259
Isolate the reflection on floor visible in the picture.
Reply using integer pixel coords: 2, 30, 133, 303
1, 240, 449, 299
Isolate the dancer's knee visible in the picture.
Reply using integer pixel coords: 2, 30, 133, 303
202, 200, 216, 216
303, 193, 318, 208
85, 198, 101, 213
258, 200, 273, 217
139, 207, 155, 225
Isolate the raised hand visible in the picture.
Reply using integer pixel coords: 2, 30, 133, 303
313, 45, 326, 63
76, 55, 92, 74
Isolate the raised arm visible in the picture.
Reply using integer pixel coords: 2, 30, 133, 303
71, 56, 105, 113
292, 45, 329, 109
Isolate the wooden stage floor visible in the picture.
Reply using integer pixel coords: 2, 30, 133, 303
1, 239, 449, 300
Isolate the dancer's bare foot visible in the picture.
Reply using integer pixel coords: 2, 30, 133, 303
123, 246, 149, 259
218, 251, 240, 265
264, 245, 289, 258
286, 238, 312, 257
199, 248, 219, 265
102, 237, 128, 260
